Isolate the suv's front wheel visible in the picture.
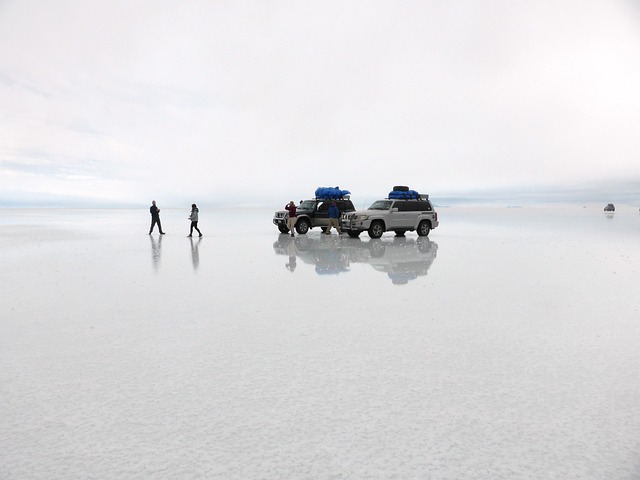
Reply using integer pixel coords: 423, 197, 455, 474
278, 224, 289, 234
295, 218, 311, 235
417, 221, 431, 236
368, 221, 385, 239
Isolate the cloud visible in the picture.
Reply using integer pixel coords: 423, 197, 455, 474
1, 0, 640, 206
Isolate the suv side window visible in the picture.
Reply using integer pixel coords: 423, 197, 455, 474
317, 202, 330, 213
338, 200, 355, 211
394, 201, 433, 212
419, 201, 433, 212
318, 200, 354, 212
409, 201, 431, 212
395, 202, 412, 212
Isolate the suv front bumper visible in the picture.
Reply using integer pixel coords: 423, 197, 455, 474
340, 216, 366, 232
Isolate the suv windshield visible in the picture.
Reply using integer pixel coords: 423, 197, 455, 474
299, 200, 315, 210
368, 200, 393, 210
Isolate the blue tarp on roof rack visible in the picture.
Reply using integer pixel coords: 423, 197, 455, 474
388, 189, 419, 199
315, 187, 351, 199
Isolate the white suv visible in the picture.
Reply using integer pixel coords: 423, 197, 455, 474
341, 192, 439, 238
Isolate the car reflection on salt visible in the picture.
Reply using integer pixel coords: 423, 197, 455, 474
272, 234, 438, 284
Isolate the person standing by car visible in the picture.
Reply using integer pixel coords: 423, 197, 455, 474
325, 202, 341, 234
149, 200, 165, 235
188, 203, 202, 237
285, 201, 297, 237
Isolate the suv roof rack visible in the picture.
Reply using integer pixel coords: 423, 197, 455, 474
315, 194, 350, 200
386, 194, 429, 200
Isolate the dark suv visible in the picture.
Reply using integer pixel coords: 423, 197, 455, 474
273, 197, 356, 234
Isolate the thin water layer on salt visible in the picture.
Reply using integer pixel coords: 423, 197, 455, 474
1, 206, 639, 479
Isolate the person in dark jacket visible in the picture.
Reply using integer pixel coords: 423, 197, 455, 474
285, 201, 297, 237
149, 200, 165, 235
325, 202, 341, 234
188, 204, 202, 237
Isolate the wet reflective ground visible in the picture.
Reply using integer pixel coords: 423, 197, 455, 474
1, 206, 639, 479
273, 233, 438, 284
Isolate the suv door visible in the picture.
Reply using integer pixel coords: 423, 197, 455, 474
316, 200, 352, 228
409, 201, 434, 229
314, 201, 331, 227
388, 201, 413, 229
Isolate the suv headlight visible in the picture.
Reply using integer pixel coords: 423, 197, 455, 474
357, 215, 369, 221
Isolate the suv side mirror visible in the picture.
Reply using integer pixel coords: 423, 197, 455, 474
391, 207, 399, 213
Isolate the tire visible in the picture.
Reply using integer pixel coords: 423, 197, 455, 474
417, 221, 431, 236
394, 230, 406, 237
295, 218, 310, 235
368, 221, 385, 239
320, 227, 327, 233
278, 224, 289, 234
347, 231, 361, 238
393, 185, 409, 192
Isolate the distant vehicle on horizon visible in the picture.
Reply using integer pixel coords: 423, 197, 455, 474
604, 203, 615, 212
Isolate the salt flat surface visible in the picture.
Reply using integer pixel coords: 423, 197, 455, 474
1, 206, 639, 479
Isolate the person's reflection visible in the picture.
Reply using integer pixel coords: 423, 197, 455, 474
285, 237, 297, 272
190, 236, 202, 271
150, 234, 162, 272
314, 235, 349, 274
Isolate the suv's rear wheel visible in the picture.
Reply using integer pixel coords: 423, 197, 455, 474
278, 224, 289, 234
368, 221, 385, 239
295, 218, 310, 235
417, 221, 431, 236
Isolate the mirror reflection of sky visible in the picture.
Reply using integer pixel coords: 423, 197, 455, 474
2, 206, 640, 478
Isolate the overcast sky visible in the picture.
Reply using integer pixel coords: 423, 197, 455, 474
2, 0, 640, 207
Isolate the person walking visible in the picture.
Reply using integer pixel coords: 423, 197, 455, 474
325, 202, 341, 234
285, 201, 297, 237
188, 204, 202, 237
149, 200, 165, 234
